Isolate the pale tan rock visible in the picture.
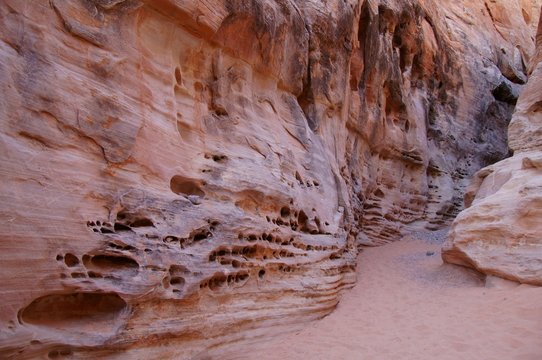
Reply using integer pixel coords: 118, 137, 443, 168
442, 152, 542, 285
0, 0, 540, 358
509, 44, 542, 151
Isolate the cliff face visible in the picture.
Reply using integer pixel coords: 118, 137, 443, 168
443, 9, 542, 285
0, 0, 539, 358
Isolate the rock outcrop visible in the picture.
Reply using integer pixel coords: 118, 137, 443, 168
442, 9, 542, 285
0, 0, 539, 358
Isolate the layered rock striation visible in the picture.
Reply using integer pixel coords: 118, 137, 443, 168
0, 0, 539, 358
442, 9, 542, 285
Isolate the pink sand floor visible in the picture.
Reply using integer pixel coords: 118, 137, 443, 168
245, 234, 542, 360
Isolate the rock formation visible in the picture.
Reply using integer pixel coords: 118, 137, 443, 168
442, 9, 542, 286
0, 0, 539, 358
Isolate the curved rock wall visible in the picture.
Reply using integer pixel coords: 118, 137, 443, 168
346, 0, 540, 245
0, 0, 539, 358
443, 6, 542, 285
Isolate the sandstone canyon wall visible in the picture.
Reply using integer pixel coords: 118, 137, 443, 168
443, 9, 542, 286
0, 0, 539, 358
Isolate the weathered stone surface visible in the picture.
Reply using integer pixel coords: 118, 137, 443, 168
442, 153, 542, 285
443, 7, 542, 285
509, 14, 542, 153
0, 0, 539, 358
0, 2, 356, 358
344, 0, 540, 245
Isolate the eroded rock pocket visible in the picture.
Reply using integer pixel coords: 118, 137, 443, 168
82, 254, 140, 276
170, 175, 205, 197
19, 292, 129, 333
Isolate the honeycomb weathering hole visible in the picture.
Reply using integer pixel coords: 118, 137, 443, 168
90, 255, 139, 273
19, 292, 129, 332
280, 206, 291, 218
170, 175, 205, 197
64, 253, 79, 267
174, 67, 182, 85
298, 210, 308, 226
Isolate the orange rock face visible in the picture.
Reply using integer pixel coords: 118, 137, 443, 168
0, 0, 539, 358
443, 7, 542, 285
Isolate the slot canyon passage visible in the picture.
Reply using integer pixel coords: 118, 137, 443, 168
1, 0, 542, 359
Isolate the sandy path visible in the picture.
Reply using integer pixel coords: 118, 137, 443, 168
244, 233, 542, 360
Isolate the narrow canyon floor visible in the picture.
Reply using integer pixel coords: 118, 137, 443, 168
239, 231, 542, 360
